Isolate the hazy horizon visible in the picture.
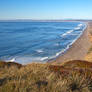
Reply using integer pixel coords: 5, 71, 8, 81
0, 18, 92, 21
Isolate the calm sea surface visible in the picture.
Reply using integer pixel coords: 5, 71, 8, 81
0, 21, 86, 64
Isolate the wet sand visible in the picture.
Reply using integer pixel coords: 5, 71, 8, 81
50, 21, 92, 64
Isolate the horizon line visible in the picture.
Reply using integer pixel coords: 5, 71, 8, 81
0, 19, 92, 21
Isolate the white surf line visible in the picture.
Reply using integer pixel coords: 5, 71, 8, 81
46, 22, 87, 62
41, 57, 48, 61
61, 29, 74, 37
56, 22, 87, 58
78, 24, 83, 27
67, 22, 87, 49
36, 49, 43, 53
9, 58, 16, 62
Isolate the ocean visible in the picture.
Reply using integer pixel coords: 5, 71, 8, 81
0, 21, 86, 64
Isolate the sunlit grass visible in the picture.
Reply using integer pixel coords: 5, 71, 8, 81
0, 60, 92, 92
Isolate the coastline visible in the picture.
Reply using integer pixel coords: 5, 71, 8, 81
1, 22, 92, 92
50, 21, 92, 64
0, 21, 91, 65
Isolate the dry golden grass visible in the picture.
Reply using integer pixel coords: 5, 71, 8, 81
62, 60, 92, 69
85, 25, 92, 62
85, 52, 92, 62
0, 60, 92, 92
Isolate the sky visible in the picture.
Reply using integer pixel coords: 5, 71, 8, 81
0, 0, 92, 20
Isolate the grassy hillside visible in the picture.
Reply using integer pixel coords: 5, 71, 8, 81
0, 60, 92, 92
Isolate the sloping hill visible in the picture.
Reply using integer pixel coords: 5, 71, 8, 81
0, 60, 92, 92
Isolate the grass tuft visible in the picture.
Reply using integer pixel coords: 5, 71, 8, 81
0, 60, 92, 92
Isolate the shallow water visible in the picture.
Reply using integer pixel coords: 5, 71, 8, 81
0, 21, 86, 64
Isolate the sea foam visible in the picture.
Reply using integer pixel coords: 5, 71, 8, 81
41, 57, 48, 61
36, 49, 43, 53
61, 30, 74, 37
78, 24, 83, 27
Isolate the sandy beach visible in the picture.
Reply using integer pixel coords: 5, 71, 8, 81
50, 21, 92, 64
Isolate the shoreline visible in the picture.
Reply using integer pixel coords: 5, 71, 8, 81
0, 21, 91, 65
49, 21, 92, 64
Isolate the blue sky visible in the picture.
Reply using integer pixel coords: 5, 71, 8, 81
0, 0, 92, 20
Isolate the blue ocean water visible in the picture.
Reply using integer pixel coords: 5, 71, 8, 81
0, 21, 86, 64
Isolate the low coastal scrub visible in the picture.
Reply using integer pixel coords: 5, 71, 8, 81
0, 60, 92, 92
